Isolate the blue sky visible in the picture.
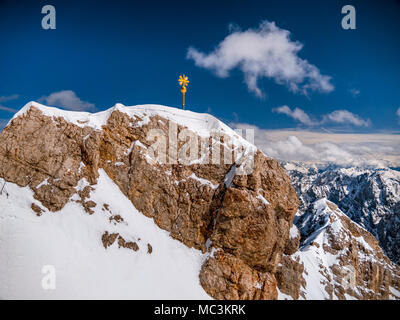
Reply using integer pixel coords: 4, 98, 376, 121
0, 0, 400, 133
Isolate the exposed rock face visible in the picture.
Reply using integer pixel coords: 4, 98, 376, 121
0, 103, 299, 300
284, 225, 301, 255
275, 255, 305, 300
200, 250, 278, 300
284, 162, 400, 265
101, 231, 139, 252
101, 231, 119, 248
294, 199, 400, 300
211, 156, 299, 273
31, 203, 44, 216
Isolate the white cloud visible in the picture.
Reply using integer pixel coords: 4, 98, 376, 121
0, 119, 9, 131
0, 105, 18, 113
397, 107, 400, 123
41, 90, 95, 111
273, 105, 371, 127
322, 110, 371, 127
0, 94, 19, 103
187, 21, 334, 98
273, 105, 316, 126
0, 95, 19, 114
231, 124, 400, 167
349, 88, 360, 97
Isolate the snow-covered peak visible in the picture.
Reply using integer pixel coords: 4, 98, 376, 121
286, 164, 400, 264
294, 198, 400, 300
9, 101, 114, 130
9, 101, 257, 152
296, 198, 349, 247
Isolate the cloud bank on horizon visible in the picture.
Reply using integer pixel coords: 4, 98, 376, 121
187, 21, 334, 98
232, 123, 400, 168
273, 105, 371, 127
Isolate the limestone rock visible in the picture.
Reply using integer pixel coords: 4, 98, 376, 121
275, 255, 305, 300
199, 250, 278, 300
284, 224, 301, 255
0, 103, 300, 300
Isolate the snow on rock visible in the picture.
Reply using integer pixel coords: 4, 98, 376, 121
256, 194, 270, 206
277, 287, 294, 300
285, 162, 400, 265
289, 224, 299, 240
293, 198, 400, 300
36, 178, 49, 189
224, 164, 237, 187
188, 173, 219, 190
0, 101, 301, 300
9, 101, 256, 154
0, 170, 210, 299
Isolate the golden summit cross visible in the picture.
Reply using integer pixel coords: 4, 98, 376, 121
178, 74, 189, 109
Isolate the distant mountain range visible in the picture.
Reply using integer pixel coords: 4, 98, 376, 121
283, 162, 400, 266
0, 102, 399, 299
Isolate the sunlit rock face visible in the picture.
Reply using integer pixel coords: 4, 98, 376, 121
0, 102, 299, 300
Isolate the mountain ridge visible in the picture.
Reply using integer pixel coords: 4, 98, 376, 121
0, 102, 399, 299
0, 102, 297, 299
283, 162, 400, 265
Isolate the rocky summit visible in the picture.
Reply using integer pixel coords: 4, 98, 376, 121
0, 102, 398, 300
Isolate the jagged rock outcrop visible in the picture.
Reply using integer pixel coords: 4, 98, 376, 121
294, 199, 400, 300
275, 255, 305, 300
0, 102, 299, 300
284, 162, 400, 265
284, 224, 301, 255
200, 250, 278, 299
101, 231, 140, 252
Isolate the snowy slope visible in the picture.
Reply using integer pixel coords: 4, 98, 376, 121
294, 199, 347, 300
0, 170, 210, 299
294, 198, 400, 300
284, 162, 400, 265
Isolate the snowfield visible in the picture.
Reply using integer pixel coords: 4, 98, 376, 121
0, 170, 210, 299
